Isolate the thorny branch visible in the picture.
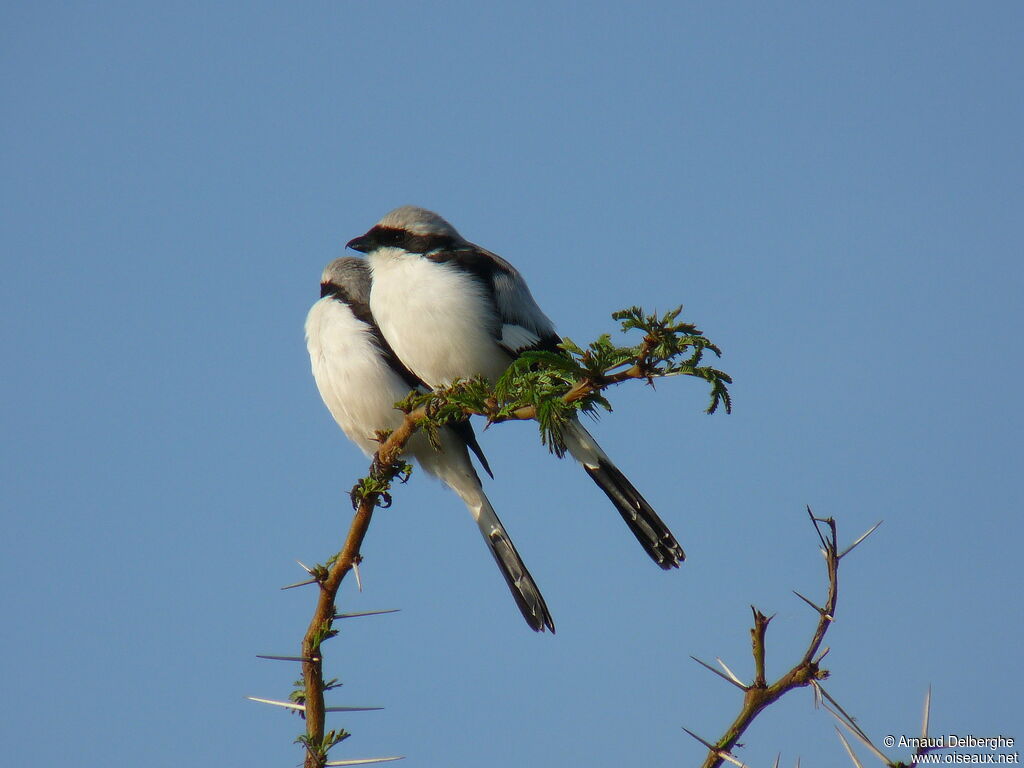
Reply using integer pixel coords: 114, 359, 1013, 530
687, 509, 882, 768
296, 414, 421, 768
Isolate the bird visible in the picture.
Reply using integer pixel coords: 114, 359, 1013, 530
347, 206, 686, 568
305, 256, 554, 633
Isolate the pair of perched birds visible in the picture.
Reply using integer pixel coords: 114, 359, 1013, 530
305, 206, 684, 633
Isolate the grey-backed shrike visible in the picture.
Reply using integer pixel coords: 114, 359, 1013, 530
306, 257, 554, 632
347, 206, 685, 568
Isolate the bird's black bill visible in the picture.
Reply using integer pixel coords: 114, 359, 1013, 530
346, 234, 372, 253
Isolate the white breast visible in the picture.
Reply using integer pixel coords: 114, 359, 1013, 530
368, 250, 512, 386
304, 297, 411, 456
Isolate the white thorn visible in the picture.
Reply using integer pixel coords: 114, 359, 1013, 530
715, 657, 746, 687
689, 656, 746, 690
281, 578, 318, 590
681, 727, 750, 768
834, 728, 865, 768
718, 750, 751, 768
921, 685, 932, 739
840, 520, 883, 558
247, 696, 304, 711
335, 609, 400, 619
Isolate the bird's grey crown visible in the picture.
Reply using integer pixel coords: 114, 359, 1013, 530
320, 257, 371, 305
377, 206, 464, 239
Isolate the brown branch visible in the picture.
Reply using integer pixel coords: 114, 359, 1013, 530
299, 410, 425, 768
695, 509, 852, 768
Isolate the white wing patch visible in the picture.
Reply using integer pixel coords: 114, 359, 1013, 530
491, 268, 556, 340
499, 323, 541, 354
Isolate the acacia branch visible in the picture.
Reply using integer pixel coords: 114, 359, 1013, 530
690, 510, 878, 768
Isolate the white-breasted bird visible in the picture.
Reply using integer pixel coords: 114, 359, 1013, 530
347, 206, 686, 568
305, 257, 554, 632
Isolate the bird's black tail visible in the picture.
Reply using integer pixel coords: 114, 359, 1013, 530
563, 419, 685, 568
477, 499, 555, 633
583, 458, 685, 568
429, 432, 553, 633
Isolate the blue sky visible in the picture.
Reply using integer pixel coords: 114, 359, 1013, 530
2, 2, 1021, 766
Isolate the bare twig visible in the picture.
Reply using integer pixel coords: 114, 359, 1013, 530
691, 510, 882, 768
750, 608, 772, 688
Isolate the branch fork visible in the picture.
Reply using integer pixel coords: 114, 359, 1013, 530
687, 509, 883, 768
